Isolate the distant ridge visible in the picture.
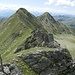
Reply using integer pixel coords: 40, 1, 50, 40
37, 12, 73, 34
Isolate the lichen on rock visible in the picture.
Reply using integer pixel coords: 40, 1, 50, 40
20, 48, 75, 75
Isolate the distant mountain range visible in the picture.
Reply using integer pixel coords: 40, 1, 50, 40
54, 15, 73, 22
54, 15, 75, 27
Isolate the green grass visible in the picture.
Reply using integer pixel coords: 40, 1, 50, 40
0, 8, 46, 56
3, 47, 56, 62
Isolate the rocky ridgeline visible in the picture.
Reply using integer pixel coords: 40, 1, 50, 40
20, 48, 75, 75
15, 30, 59, 53
0, 64, 23, 75
13, 30, 75, 75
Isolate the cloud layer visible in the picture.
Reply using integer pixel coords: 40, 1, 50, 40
45, 0, 75, 6
0, 3, 53, 12
0, 2, 75, 15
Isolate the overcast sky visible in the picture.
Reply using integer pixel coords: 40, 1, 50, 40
0, 0, 75, 15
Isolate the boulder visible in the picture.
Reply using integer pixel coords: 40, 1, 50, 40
9, 64, 22, 75
20, 48, 75, 75
0, 64, 23, 75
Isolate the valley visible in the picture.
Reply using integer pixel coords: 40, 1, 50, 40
54, 15, 75, 27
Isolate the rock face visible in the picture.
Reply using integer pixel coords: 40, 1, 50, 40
0, 64, 23, 75
20, 48, 75, 75
15, 30, 59, 53
24, 30, 55, 48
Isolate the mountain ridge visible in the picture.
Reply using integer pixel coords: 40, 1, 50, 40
0, 8, 46, 55
0, 8, 75, 75
37, 12, 73, 34
0, 8, 74, 55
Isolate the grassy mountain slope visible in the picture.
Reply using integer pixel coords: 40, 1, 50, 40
37, 12, 72, 34
0, 8, 46, 75
0, 8, 45, 56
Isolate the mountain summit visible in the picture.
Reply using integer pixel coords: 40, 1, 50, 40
0, 8, 45, 55
15, 8, 45, 30
37, 12, 72, 34
40, 12, 56, 23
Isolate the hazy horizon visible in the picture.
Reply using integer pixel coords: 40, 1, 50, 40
0, 0, 75, 17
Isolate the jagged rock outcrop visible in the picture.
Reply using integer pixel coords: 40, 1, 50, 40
15, 30, 59, 53
0, 64, 23, 75
20, 48, 75, 75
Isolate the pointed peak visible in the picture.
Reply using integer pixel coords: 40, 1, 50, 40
43, 12, 51, 16
16, 8, 28, 14
41, 12, 54, 20
37, 12, 56, 23
15, 8, 33, 19
17, 8, 27, 11
40, 12, 53, 19
44, 12, 50, 15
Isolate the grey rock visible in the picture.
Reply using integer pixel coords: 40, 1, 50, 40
9, 64, 22, 75
0, 64, 23, 75
4, 66, 10, 74
15, 30, 59, 53
20, 48, 75, 75
0, 72, 5, 75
